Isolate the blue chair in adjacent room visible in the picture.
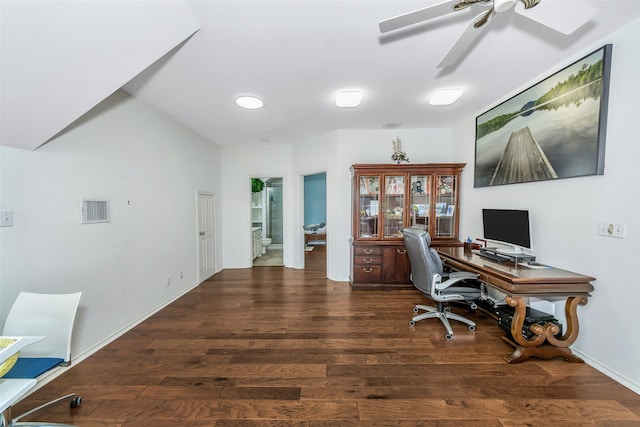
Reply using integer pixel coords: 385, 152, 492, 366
402, 227, 481, 340
1, 292, 82, 426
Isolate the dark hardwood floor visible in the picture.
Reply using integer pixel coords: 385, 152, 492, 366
13, 245, 640, 426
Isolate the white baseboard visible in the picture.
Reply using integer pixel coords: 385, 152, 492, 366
573, 348, 640, 396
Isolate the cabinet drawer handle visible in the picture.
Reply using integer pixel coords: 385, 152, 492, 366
396, 249, 406, 254
363, 267, 373, 273
363, 258, 373, 264
363, 249, 374, 254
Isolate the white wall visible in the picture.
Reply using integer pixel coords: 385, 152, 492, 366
292, 131, 338, 273
452, 19, 640, 393
0, 90, 222, 360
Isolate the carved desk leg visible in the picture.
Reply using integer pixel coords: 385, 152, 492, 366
501, 296, 588, 364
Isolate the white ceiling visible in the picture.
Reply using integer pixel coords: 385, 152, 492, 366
3, 0, 640, 150
0, 0, 200, 150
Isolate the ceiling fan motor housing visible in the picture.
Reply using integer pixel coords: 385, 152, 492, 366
494, 0, 518, 13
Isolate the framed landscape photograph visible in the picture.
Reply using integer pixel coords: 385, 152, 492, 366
474, 44, 612, 188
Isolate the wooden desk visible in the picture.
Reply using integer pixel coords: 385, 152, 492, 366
437, 247, 595, 364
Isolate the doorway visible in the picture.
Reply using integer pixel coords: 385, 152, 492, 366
252, 177, 283, 266
303, 172, 326, 271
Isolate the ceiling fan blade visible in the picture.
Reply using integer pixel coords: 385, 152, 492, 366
438, 9, 493, 68
379, 0, 464, 33
514, 0, 599, 35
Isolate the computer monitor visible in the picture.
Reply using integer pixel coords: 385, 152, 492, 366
482, 209, 531, 254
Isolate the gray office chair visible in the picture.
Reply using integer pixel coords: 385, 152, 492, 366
403, 227, 481, 340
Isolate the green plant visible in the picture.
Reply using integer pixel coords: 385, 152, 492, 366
251, 178, 265, 193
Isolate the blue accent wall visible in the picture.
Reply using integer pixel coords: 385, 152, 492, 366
304, 173, 326, 226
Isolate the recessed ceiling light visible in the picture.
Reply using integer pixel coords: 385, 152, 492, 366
235, 95, 264, 109
336, 91, 363, 108
429, 88, 463, 106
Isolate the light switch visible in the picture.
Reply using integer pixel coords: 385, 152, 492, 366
0, 211, 14, 227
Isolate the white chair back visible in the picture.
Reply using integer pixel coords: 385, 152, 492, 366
2, 292, 82, 361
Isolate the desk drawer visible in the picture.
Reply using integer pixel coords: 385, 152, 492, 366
353, 265, 382, 283
354, 256, 381, 266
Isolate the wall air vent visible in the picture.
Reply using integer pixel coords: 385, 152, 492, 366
81, 199, 110, 224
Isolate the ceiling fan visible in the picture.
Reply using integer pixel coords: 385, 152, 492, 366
379, 0, 599, 68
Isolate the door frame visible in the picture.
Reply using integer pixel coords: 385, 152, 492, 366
196, 191, 217, 283
300, 170, 327, 271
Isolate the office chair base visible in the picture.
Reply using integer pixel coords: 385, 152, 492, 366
11, 423, 78, 427
11, 393, 81, 427
410, 304, 476, 340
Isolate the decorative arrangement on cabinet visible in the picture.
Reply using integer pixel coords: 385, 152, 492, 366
350, 163, 465, 289
390, 137, 410, 164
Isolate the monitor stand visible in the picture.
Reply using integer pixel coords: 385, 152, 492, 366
496, 245, 524, 255
480, 247, 536, 263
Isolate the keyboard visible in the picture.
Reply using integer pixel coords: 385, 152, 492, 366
477, 251, 510, 262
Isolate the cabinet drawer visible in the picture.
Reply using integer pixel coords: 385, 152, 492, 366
354, 246, 381, 256
353, 265, 382, 283
354, 256, 381, 266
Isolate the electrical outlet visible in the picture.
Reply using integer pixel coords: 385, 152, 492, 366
598, 221, 626, 238
179, 271, 184, 279
613, 223, 626, 238
166, 277, 171, 287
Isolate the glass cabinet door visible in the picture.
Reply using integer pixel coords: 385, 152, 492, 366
383, 175, 405, 238
435, 174, 457, 238
409, 175, 431, 230
358, 176, 380, 238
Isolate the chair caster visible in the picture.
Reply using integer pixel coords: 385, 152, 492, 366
70, 395, 82, 409
445, 333, 453, 340
413, 307, 419, 314
409, 320, 416, 327
468, 325, 476, 332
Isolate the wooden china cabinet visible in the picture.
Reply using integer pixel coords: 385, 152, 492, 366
350, 163, 465, 289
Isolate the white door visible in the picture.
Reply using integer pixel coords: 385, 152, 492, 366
197, 192, 216, 282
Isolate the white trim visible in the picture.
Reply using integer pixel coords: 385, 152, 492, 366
572, 348, 640, 396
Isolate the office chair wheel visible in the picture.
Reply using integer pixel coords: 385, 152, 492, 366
445, 333, 453, 340
413, 307, 419, 314
409, 320, 416, 327
70, 395, 82, 409
468, 325, 476, 332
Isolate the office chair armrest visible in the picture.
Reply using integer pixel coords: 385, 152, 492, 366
433, 272, 478, 291
449, 271, 479, 280
432, 271, 478, 291
431, 273, 481, 304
